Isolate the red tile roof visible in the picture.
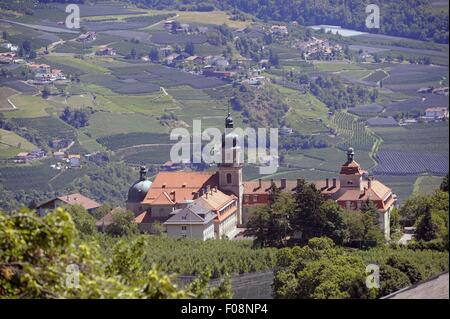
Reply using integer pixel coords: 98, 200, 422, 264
339, 160, 366, 175
57, 193, 101, 210
141, 171, 218, 205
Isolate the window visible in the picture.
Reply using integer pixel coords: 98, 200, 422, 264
346, 201, 351, 209
226, 173, 232, 184
244, 195, 250, 203
253, 195, 258, 203
181, 226, 187, 231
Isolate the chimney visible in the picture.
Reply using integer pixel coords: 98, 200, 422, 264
258, 178, 262, 189
281, 179, 286, 189
171, 191, 176, 202
332, 178, 337, 188
368, 177, 372, 189
270, 179, 274, 186
325, 178, 329, 189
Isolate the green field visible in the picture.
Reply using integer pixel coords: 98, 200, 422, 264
372, 123, 449, 154
413, 175, 444, 195
277, 85, 330, 135
80, 112, 167, 138
4, 95, 53, 118
0, 129, 36, 159
0, 87, 18, 110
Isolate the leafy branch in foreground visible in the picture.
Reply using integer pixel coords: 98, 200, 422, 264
0, 208, 231, 299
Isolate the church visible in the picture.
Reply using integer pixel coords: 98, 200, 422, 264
126, 113, 396, 240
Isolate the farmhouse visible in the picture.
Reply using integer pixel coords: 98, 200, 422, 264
270, 25, 288, 35
159, 45, 173, 57
125, 114, 396, 240
184, 55, 204, 64
68, 154, 81, 168
203, 69, 235, 79
53, 151, 65, 161
36, 193, 101, 216
77, 31, 97, 42
0, 52, 16, 64
95, 46, 116, 56
165, 53, 184, 65
424, 107, 449, 120
1, 42, 18, 51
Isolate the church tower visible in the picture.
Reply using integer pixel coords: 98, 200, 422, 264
339, 147, 365, 192
218, 112, 244, 225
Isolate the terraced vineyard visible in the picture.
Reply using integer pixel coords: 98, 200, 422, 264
331, 111, 379, 152
374, 150, 449, 176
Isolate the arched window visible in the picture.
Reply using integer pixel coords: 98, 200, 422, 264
226, 173, 232, 184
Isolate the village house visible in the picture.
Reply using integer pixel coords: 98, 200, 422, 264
50, 138, 73, 150
95, 46, 116, 56
165, 53, 184, 65
163, 20, 175, 31
184, 55, 204, 65
68, 154, 81, 168
96, 207, 126, 232
158, 45, 173, 57
53, 151, 65, 161
15, 152, 30, 163
29, 63, 51, 73
163, 188, 238, 240
15, 149, 46, 162
424, 107, 449, 120
36, 193, 101, 216
77, 31, 97, 42
0, 52, 16, 64
203, 69, 235, 79
270, 25, 288, 35
1, 42, 18, 51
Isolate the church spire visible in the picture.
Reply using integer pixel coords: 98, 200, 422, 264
347, 147, 355, 162
225, 107, 233, 129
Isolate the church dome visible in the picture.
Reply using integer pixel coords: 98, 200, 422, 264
127, 180, 152, 203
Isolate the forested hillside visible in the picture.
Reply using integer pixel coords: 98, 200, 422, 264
130, 0, 449, 43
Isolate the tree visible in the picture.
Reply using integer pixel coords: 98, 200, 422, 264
41, 86, 50, 99
105, 208, 139, 237
379, 265, 411, 297
184, 41, 195, 56
341, 209, 383, 249
400, 190, 449, 226
415, 207, 446, 242
272, 237, 372, 299
440, 173, 449, 192
268, 49, 279, 66
245, 188, 295, 247
291, 179, 325, 243
63, 204, 97, 236
0, 208, 231, 298
21, 40, 32, 55
28, 50, 37, 59
149, 47, 160, 62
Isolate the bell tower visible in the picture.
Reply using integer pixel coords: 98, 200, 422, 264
218, 112, 244, 226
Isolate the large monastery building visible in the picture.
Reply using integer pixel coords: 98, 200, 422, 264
127, 114, 396, 240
